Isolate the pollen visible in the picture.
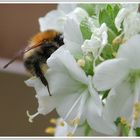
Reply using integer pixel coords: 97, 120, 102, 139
133, 102, 140, 121
67, 132, 74, 137
112, 36, 123, 45
74, 118, 80, 125
59, 121, 65, 126
68, 118, 80, 126
50, 118, 57, 125
77, 59, 85, 67
45, 127, 55, 135
133, 111, 139, 120
134, 102, 140, 112
120, 117, 127, 125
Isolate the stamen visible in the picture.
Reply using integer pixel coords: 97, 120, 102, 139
112, 36, 123, 45
134, 102, 140, 112
77, 59, 85, 67
68, 118, 80, 126
133, 102, 140, 120
133, 111, 139, 121
50, 118, 57, 125
120, 117, 127, 125
74, 118, 80, 125
129, 84, 140, 136
67, 132, 74, 137
63, 91, 87, 136
45, 127, 55, 135
59, 121, 65, 126
126, 123, 131, 129
26, 110, 39, 123
64, 93, 83, 121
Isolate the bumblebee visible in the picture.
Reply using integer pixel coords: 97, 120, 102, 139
3, 29, 64, 96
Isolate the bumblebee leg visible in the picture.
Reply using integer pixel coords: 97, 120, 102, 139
34, 62, 51, 96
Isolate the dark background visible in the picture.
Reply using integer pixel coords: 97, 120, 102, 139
0, 4, 58, 136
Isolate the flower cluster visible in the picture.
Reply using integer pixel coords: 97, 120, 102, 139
25, 4, 140, 136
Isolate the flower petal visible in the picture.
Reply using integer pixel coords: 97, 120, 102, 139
86, 96, 117, 135
86, 76, 117, 135
123, 13, 140, 40
117, 35, 140, 69
67, 7, 89, 24
55, 118, 68, 136
56, 90, 87, 122
25, 77, 49, 96
25, 77, 56, 115
39, 10, 65, 32
35, 94, 58, 115
103, 81, 134, 125
55, 118, 92, 136
57, 4, 77, 14
93, 58, 129, 91
64, 18, 83, 56
47, 48, 88, 95
115, 8, 127, 31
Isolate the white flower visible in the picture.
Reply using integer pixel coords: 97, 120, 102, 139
25, 77, 57, 123
57, 4, 77, 14
63, 7, 88, 56
54, 118, 93, 136
64, 17, 84, 56
115, 4, 140, 40
38, 5, 88, 33
93, 35, 140, 136
47, 47, 105, 135
25, 45, 113, 135
63, 14, 107, 60
54, 118, 108, 136
39, 4, 77, 32
81, 23, 108, 56
67, 7, 89, 24
81, 23, 108, 67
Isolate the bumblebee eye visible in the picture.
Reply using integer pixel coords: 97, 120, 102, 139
54, 34, 64, 46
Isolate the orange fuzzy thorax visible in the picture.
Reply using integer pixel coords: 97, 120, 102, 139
29, 30, 59, 46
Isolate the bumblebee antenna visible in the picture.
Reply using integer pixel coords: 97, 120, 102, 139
3, 42, 43, 69
3, 56, 20, 69
3, 49, 25, 69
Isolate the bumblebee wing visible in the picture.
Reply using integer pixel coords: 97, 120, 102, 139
3, 42, 43, 69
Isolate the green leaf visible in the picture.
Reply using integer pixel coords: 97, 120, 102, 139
75, 53, 83, 61
101, 90, 110, 100
80, 19, 92, 40
99, 4, 120, 35
122, 125, 130, 136
95, 4, 108, 15
114, 117, 121, 126
79, 4, 96, 16
108, 28, 116, 44
84, 122, 92, 136
82, 54, 94, 76
135, 127, 140, 136
101, 44, 114, 60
